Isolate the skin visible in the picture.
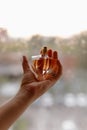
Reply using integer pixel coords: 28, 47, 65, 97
0, 49, 62, 130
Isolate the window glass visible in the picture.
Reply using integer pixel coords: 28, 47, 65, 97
0, 0, 87, 130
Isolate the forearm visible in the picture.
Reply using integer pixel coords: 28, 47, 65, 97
0, 88, 33, 130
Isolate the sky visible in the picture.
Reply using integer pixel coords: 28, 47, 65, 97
0, 0, 87, 38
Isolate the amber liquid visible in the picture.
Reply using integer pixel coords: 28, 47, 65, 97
31, 56, 59, 81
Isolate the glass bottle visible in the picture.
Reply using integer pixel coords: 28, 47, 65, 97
31, 46, 49, 80
30, 46, 60, 81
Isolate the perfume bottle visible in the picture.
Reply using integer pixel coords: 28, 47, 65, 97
31, 47, 49, 80
31, 46, 59, 81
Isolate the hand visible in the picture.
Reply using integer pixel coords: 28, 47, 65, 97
21, 49, 62, 102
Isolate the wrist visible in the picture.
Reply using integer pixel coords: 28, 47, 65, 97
14, 88, 34, 106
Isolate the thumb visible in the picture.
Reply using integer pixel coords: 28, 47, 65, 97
22, 56, 30, 74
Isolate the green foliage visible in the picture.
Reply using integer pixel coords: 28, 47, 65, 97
0, 32, 87, 69
0, 41, 28, 52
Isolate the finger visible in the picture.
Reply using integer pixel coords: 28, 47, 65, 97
47, 49, 52, 57
22, 56, 30, 73
50, 60, 62, 80
47, 50, 53, 70
50, 51, 58, 68
47, 50, 58, 70
46, 49, 52, 70
48, 51, 58, 69
53, 51, 58, 59
56, 59, 62, 78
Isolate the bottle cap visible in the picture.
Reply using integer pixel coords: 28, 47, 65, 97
41, 46, 47, 56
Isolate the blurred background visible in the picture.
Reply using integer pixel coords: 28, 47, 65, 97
0, 0, 87, 130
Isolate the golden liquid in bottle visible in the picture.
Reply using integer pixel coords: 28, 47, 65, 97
31, 47, 49, 80
31, 46, 60, 81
